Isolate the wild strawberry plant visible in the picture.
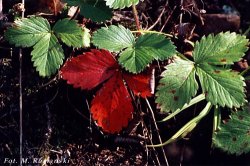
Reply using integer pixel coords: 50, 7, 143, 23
4, 0, 250, 156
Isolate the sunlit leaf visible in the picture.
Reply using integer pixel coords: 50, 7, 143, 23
119, 33, 176, 73
193, 32, 249, 65
213, 106, 250, 155
5, 17, 64, 76
53, 18, 84, 48
156, 58, 198, 112
196, 64, 246, 108
105, 0, 140, 9
92, 25, 135, 52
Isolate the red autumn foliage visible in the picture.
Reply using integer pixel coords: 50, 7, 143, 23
60, 49, 152, 133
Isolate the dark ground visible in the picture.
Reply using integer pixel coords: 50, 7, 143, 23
1, 0, 250, 165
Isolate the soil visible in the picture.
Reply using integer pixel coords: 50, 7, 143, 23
1, 0, 250, 165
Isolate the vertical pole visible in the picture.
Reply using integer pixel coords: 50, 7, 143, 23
19, 0, 25, 165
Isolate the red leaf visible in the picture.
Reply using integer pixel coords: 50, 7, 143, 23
123, 72, 152, 98
91, 73, 133, 133
60, 49, 118, 90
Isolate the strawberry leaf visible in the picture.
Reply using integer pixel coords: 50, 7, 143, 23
105, 0, 140, 9
92, 26, 176, 73
5, 17, 64, 77
61, 49, 152, 133
92, 25, 135, 52
65, 0, 112, 22
91, 73, 133, 133
213, 106, 250, 155
156, 58, 198, 112
4, 17, 50, 47
53, 18, 85, 48
60, 49, 118, 90
123, 72, 152, 98
193, 32, 249, 65
196, 64, 246, 108
119, 33, 176, 73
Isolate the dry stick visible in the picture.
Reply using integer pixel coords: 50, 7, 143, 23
145, 98, 169, 166
19, 0, 25, 165
132, 4, 141, 31
148, 0, 168, 30
160, 6, 176, 32
141, 120, 161, 165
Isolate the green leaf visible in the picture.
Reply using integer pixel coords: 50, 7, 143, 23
105, 0, 140, 9
53, 18, 84, 48
156, 58, 198, 112
31, 34, 64, 76
92, 25, 176, 73
4, 17, 64, 77
213, 106, 250, 155
92, 25, 135, 52
196, 63, 246, 108
4, 17, 50, 47
65, 0, 112, 22
193, 32, 249, 65
119, 33, 176, 73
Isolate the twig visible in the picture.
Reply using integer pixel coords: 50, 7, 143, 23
145, 98, 169, 166
141, 119, 161, 165
148, 0, 168, 30
19, 0, 25, 165
132, 4, 141, 31
160, 6, 176, 32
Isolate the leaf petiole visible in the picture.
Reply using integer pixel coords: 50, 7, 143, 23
159, 93, 206, 122
147, 102, 212, 148
131, 30, 173, 38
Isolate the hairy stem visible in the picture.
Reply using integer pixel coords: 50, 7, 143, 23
132, 4, 141, 31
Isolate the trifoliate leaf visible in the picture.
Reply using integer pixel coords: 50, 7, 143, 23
196, 63, 246, 108
92, 25, 176, 73
105, 0, 140, 9
156, 58, 198, 112
4, 17, 64, 77
213, 106, 250, 155
60, 49, 151, 133
92, 25, 135, 52
53, 18, 84, 48
119, 33, 176, 73
65, 0, 112, 22
193, 32, 249, 65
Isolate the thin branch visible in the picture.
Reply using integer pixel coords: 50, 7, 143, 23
160, 6, 176, 32
132, 4, 141, 31
145, 98, 169, 166
19, 0, 25, 165
148, 0, 168, 30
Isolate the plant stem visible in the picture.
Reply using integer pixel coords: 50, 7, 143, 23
240, 66, 250, 76
131, 30, 173, 37
132, 4, 141, 31
160, 94, 205, 122
148, 102, 212, 148
212, 106, 220, 135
